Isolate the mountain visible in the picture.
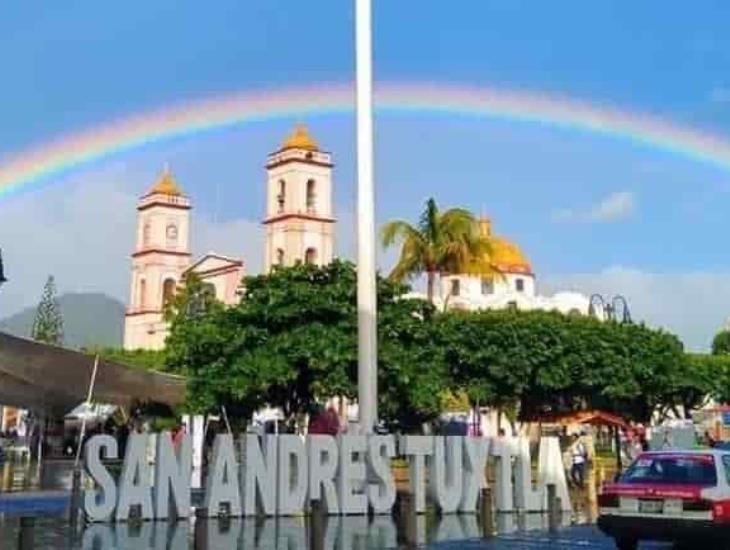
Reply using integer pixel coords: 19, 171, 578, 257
0, 292, 125, 349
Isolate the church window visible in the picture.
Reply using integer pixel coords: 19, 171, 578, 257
305, 247, 317, 265
166, 224, 178, 247
277, 180, 286, 212
276, 248, 285, 266
142, 223, 151, 247
306, 179, 316, 212
481, 277, 494, 295
162, 278, 176, 306
139, 278, 147, 309
450, 279, 460, 297
515, 278, 525, 292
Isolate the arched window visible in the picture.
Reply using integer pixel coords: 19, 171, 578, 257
139, 278, 147, 309
481, 277, 494, 295
277, 179, 286, 212
306, 179, 316, 212
276, 248, 285, 266
515, 278, 525, 292
450, 279, 461, 297
142, 223, 151, 247
162, 278, 176, 306
166, 224, 178, 247
305, 247, 317, 265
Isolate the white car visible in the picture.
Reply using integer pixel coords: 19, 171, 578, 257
598, 450, 730, 549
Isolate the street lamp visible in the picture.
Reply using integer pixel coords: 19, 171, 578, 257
0, 248, 7, 289
588, 293, 631, 323
588, 292, 632, 474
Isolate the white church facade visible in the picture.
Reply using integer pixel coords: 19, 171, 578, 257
425, 217, 590, 315
123, 123, 590, 350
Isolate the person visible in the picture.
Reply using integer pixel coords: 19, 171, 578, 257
569, 434, 588, 488
172, 423, 186, 454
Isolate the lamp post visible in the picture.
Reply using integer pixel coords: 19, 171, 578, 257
355, 0, 378, 434
588, 293, 631, 323
0, 248, 7, 290
588, 292, 632, 474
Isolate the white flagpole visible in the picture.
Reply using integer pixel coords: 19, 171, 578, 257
355, 0, 377, 433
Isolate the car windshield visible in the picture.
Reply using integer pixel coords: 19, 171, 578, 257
620, 454, 717, 485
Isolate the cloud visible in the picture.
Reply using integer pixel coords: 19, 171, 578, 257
553, 191, 636, 223
542, 266, 730, 351
710, 87, 730, 103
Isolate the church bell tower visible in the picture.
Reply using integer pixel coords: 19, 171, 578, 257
263, 124, 335, 270
123, 167, 191, 350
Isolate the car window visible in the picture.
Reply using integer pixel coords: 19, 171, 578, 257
621, 454, 717, 486
722, 455, 730, 485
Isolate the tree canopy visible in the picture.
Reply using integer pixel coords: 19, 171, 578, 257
712, 329, 730, 356
158, 261, 726, 430
165, 261, 445, 430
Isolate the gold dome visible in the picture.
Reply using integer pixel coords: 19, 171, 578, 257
479, 216, 532, 275
146, 166, 183, 197
281, 123, 319, 151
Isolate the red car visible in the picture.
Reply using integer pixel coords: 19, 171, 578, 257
598, 450, 730, 549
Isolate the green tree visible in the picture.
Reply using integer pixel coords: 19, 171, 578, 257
31, 275, 64, 345
381, 198, 495, 303
712, 329, 730, 355
164, 261, 444, 429
438, 309, 685, 424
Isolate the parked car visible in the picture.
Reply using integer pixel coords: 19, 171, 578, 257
598, 450, 730, 549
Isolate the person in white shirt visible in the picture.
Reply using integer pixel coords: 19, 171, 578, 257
569, 434, 588, 488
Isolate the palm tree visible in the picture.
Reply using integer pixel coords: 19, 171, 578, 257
381, 198, 496, 303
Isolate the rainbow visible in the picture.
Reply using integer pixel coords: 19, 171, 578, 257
2, 81, 730, 199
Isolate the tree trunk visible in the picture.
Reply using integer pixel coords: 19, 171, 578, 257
427, 271, 436, 304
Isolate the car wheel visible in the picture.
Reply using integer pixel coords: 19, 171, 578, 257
614, 538, 638, 550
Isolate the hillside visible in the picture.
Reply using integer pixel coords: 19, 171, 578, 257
0, 292, 125, 350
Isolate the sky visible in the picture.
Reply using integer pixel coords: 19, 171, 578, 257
2, 1, 730, 349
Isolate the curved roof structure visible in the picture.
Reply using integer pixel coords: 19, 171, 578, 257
0, 332, 185, 416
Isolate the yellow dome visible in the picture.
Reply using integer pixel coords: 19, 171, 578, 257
490, 236, 533, 274
146, 166, 183, 197
478, 216, 532, 275
281, 123, 319, 151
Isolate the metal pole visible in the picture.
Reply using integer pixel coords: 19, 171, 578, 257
355, 0, 377, 433
74, 355, 100, 468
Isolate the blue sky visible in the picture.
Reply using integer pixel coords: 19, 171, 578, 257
2, 1, 730, 349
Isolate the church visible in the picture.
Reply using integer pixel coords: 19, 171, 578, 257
123, 124, 335, 350
123, 124, 590, 351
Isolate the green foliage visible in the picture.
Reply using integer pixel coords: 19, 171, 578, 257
91, 347, 167, 372
436, 309, 685, 423
163, 260, 724, 429
712, 330, 730, 355
165, 261, 444, 428
31, 275, 64, 345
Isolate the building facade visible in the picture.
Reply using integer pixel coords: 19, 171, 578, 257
263, 124, 335, 271
422, 216, 590, 315
124, 124, 334, 350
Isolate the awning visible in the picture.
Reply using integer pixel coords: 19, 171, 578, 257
533, 410, 630, 430
0, 332, 186, 416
